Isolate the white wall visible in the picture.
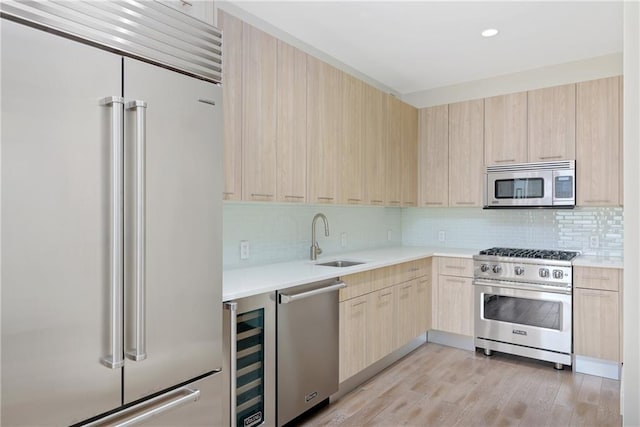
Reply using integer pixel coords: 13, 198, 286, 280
402, 53, 623, 108
623, 1, 640, 425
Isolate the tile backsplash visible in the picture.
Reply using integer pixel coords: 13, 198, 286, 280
224, 204, 623, 268
402, 207, 623, 257
223, 202, 403, 268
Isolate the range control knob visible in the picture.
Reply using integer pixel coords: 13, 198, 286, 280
539, 268, 550, 278
553, 269, 564, 279
480, 264, 490, 273
514, 266, 525, 276
492, 265, 502, 274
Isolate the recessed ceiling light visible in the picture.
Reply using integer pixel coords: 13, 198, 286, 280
481, 28, 499, 38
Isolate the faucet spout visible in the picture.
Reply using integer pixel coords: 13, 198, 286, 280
311, 213, 330, 261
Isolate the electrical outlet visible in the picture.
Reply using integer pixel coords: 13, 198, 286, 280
387, 230, 393, 241
240, 240, 250, 259
341, 232, 347, 248
438, 231, 446, 242
589, 235, 599, 249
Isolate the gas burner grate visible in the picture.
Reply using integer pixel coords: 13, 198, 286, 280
479, 247, 579, 261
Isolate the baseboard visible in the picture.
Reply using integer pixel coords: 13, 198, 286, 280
332, 333, 427, 401
427, 329, 475, 351
574, 354, 622, 380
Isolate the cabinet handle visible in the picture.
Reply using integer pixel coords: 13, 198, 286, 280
582, 276, 611, 281
380, 291, 393, 297
495, 159, 516, 163
444, 265, 465, 270
403, 202, 417, 206
371, 199, 384, 203
401, 284, 413, 290
424, 202, 443, 205
408, 267, 419, 272
389, 200, 401, 205
539, 155, 562, 160
317, 196, 334, 201
583, 199, 611, 203
455, 201, 475, 205
418, 279, 429, 284
223, 192, 234, 195
445, 278, 466, 284
180, 0, 193, 6
284, 195, 304, 199
251, 193, 273, 198
351, 300, 367, 307
348, 198, 362, 202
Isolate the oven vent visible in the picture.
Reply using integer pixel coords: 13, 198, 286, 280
486, 160, 575, 173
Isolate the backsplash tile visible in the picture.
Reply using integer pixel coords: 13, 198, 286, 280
223, 202, 403, 268
401, 207, 623, 257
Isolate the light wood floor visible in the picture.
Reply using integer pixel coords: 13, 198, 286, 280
298, 343, 621, 426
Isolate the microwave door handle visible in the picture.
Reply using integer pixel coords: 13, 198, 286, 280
515, 188, 523, 199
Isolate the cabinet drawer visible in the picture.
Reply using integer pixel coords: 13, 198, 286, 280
574, 266, 620, 291
339, 270, 372, 301
437, 257, 474, 277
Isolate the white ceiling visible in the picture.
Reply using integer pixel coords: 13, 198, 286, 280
226, 1, 623, 95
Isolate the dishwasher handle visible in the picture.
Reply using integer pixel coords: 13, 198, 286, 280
279, 281, 346, 304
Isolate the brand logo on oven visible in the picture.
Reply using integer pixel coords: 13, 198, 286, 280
244, 411, 263, 427
512, 329, 527, 336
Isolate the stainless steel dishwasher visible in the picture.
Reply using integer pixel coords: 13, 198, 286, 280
276, 278, 346, 426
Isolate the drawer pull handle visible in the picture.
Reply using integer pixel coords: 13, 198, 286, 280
444, 265, 465, 270
454, 201, 475, 205
351, 301, 367, 307
380, 292, 393, 297
446, 278, 466, 284
495, 159, 516, 163
317, 196, 334, 201
251, 193, 273, 198
583, 200, 611, 203
348, 198, 362, 202
389, 200, 401, 204
285, 195, 304, 199
401, 285, 412, 290
371, 199, 384, 203
424, 202, 443, 205
583, 277, 611, 281
403, 202, 417, 206
539, 155, 562, 160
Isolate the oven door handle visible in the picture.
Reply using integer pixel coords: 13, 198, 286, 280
473, 278, 571, 295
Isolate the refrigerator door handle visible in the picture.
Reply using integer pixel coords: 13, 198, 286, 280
224, 301, 238, 427
126, 100, 148, 362
99, 96, 125, 370
84, 386, 201, 427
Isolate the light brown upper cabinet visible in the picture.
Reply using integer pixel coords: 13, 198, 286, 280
528, 83, 576, 162
364, 85, 388, 206
401, 102, 419, 207
484, 92, 528, 166
448, 99, 484, 207
387, 97, 404, 207
276, 40, 307, 203
576, 76, 622, 207
418, 105, 449, 207
306, 56, 341, 204
339, 73, 365, 205
242, 24, 277, 202
218, 11, 242, 200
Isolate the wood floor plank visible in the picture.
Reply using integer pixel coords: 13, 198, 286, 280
302, 343, 621, 427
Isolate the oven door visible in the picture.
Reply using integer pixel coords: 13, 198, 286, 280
474, 279, 572, 354
485, 170, 553, 208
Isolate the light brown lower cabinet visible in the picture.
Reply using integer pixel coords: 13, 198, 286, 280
339, 258, 431, 382
573, 266, 622, 363
432, 257, 474, 337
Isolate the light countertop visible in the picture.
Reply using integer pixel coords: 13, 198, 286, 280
223, 246, 476, 301
222, 246, 624, 301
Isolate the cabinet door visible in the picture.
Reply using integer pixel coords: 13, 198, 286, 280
418, 105, 449, 207
484, 92, 528, 165
276, 40, 307, 203
364, 85, 388, 205
242, 24, 277, 201
387, 96, 403, 207
401, 102, 419, 207
368, 288, 395, 364
576, 76, 622, 207
307, 56, 340, 203
528, 83, 576, 161
218, 11, 242, 200
574, 288, 620, 362
436, 276, 474, 336
448, 99, 484, 207
339, 73, 365, 205
416, 276, 432, 333
339, 296, 369, 382
394, 281, 418, 349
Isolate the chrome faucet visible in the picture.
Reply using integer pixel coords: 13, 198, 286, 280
310, 213, 330, 261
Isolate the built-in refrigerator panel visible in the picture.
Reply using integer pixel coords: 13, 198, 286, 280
1, 19, 122, 425
122, 58, 223, 404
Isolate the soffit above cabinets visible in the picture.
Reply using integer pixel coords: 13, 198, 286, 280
223, 1, 623, 96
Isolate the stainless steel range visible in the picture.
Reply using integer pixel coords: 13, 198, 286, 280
473, 247, 580, 369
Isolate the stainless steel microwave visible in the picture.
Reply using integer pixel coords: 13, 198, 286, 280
484, 160, 575, 208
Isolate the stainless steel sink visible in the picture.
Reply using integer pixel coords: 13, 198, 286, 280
316, 260, 365, 268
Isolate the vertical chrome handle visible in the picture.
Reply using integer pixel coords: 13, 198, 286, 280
224, 302, 238, 427
126, 100, 148, 362
100, 96, 125, 369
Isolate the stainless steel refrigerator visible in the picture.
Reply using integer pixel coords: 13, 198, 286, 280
1, 2, 224, 425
